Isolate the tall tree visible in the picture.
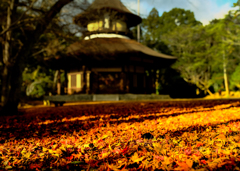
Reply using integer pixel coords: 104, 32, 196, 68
161, 25, 214, 95
159, 8, 202, 34
0, 0, 87, 115
142, 7, 201, 55
205, 13, 240, 96
161, 12, 240, 96
142, 8, 160, 44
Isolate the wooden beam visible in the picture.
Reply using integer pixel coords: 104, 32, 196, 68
57, 70, 61, 95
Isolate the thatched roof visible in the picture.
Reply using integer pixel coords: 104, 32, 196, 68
74, 0, 142, 27
67, 38, 176, 60
43, 38, 176, 70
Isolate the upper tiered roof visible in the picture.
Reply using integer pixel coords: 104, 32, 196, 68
74, 0, 142, 28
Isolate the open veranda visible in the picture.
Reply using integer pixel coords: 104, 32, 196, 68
1, 100, 240, 170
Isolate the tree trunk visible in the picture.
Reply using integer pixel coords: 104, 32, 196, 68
222, 37, 230, 97
1, 0, 15, 115
1, 66, 11, 107
223, 52, 229, 97
1, 0, 73, 116
1, 61, 23, 115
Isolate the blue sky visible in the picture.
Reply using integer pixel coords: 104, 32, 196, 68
216, 0, 236, 6
121, 0, 238, 25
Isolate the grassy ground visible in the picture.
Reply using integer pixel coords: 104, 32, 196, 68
1, 99, 240, 170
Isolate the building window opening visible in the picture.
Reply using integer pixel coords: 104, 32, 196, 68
104, 14, 110, 29
71, 74, 76, 88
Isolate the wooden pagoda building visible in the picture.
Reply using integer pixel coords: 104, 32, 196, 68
45, 0, 176, 95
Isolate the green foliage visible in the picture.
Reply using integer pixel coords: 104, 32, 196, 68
207, 13, 240, 92
142, 8, 160, 42
140, 8, 207, 95
141, 7, 202, 55
158, 5, 240, 95
158, 8, 202, 34
22, 66, 55, 98
161, 25, 214, 94
230, 64, 240, 89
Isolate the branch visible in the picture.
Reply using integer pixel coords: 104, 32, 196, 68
16, 2, 46, 14
31, 49, 46, 57
11, 39, 24, 63
12, 0, 37, 26
18, 0, 74, 62
34, 0, 74, 38
0, 0, 37, 36
0, 17, 42, 36
44, 0, 74, 25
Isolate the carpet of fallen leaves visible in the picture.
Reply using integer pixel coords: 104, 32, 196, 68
1, 100, 240, 171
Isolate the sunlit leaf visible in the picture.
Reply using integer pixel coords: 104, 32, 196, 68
5, 166, 12, 170
2, 100, 240, 170
186, 159, 193, 168
162, 157, 171, 165
130, 152, 145, 163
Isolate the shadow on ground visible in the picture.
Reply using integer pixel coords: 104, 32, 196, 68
1, 99, 240, 142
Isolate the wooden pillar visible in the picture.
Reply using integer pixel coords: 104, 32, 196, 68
143, 73, 146, 94
144, 69, 150, 94
148, 69, 155, 94
91, 72, 99, 93
126, 73, 130, 93
152, 69, 156, 94
82, 65, 86, 94
67, 74, 71, 94
86, 71, 90, 94
57, 70, 61, 95
124, 65, 130, 93
64, 70, 68, 94
156, 69, 159, 95
133, 65, 137, 93
139, 73, 144, 94
120, 72, 127, 93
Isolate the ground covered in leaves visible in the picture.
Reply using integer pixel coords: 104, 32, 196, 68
1, 100, 240, 170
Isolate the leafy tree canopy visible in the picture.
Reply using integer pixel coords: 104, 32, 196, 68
158, 8, 202, 35
141, 7, 201, 55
